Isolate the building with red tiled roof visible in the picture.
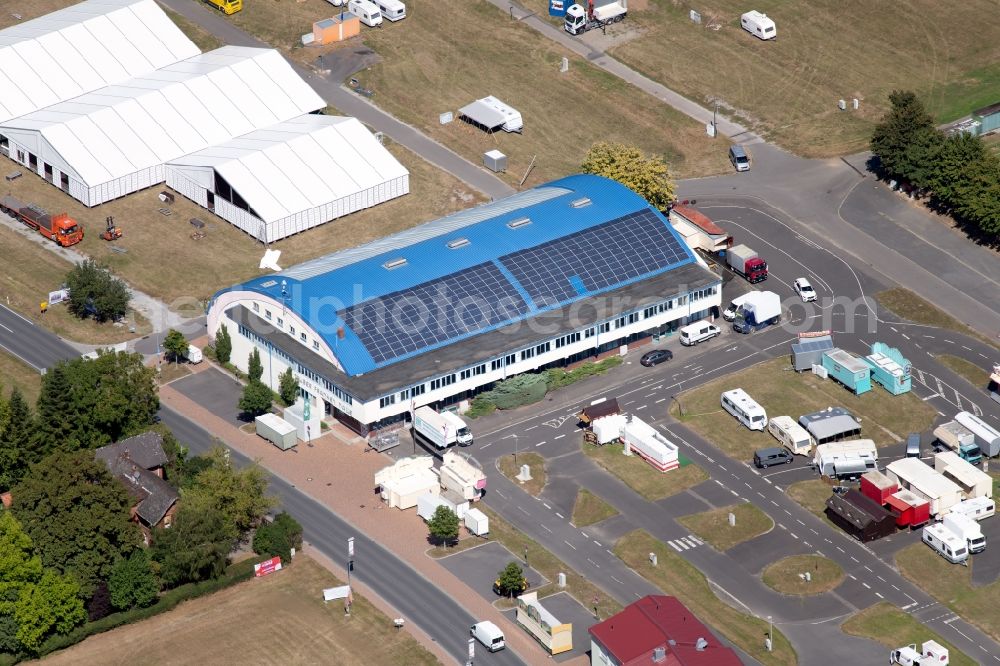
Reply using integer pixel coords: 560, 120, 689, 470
588, 595, 742, 666
668, 205, 732, 255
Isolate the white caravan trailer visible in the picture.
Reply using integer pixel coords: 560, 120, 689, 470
741, 10, 776, 40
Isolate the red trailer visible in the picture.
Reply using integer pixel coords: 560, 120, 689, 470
860, 470, 898, 505
886, 489, 931, 528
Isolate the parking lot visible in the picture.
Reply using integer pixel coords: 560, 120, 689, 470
440, 542, 549, 604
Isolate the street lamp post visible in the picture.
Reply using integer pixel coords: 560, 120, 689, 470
513, 434, 518, 466
767, 615, 773, 652
347, 537, 355, 615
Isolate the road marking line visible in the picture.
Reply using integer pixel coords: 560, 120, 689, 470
876, 575, 885, 582
892, 585, 899, 591
745, 482, 752, 488
541, 524, 552, 533
554, 434, 565, 440
836, 546, 845, 553
764, 478, 773, 485
922, 393, 939, 401
803, 541, 811, 547
655, 398, 667, 404
535, 442, 545, 447
796, 519, 804, 525
644, 392, 656, 398
751, 468, 760, 476
624, 400, 635, 406
668, 540, 684, 552
636, 404, 648, 411
863, 565, 872, 572
0, 323, 11, 333
850, 556, 859, 563
875, 592, 884, 599
481, 442, 494, 449
962, 345, 972, 351
564, 540, 576, 550
945, 339, 955, 345
730, 490, 740, 497
901, 334, 910, 340
542, 503, 551, 510
611, 575, 624, 584
901, 602, 917, 610
704, 455, 714, 463
525, 425, 538, 431
556, 512, 564, 519
587, 558, 600, 568
594, 540, 602, 547
495, 490, 507, 499
714, 479, 725, 487
778, 523, 787, 530
783, 509, 791, 515
770, 500, 779, 507
688, 535, 703, 545
757, 492, 766, 498
790, 532, 799, 540
810, 529, 819, 535
847, 573, 856, 580
518, 506, 529, 515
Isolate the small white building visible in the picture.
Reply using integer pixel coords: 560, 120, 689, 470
374, 456, 439, 509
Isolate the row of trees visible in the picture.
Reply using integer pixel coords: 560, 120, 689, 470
871, 90, 1000, 237
238, 348, 299, 418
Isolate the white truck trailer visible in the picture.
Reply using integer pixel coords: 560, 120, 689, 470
621, 416, 679, 472
955, 411, 1000, 458
413, 406, 473, 448
564, 1, 627, 35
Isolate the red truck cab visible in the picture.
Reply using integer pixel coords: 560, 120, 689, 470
745, 257, 767, 282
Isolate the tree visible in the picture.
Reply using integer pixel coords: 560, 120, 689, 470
151, 505, 231, 588
0, 388, 33, 490
85, 582, 113, 622
926, 132, 988, 207
185, 447, 275, 541
427, 505, 459, 547
162, 329, 189, 364
239, 380, 272, 419
247, 348, 263, 383
12, 450, 140, 596
65, 259, 130, 323
278, 367, 299, 406
495, 562, 525, 599
272, 512, 303, 551
214, 325, 232, 365
253, 512, 302, 561
870, 90, 937, 182
108, 550, 159, 611
581, 142, 676, 210
34, 352, 159, 452
0, 511, 43, 616
14, 570, 86, 653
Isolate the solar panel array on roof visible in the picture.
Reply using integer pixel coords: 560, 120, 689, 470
794, 338, 834, 353
340, 263, 529, 364
500, 209, 688, 307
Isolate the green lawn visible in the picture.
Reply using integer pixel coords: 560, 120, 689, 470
677, 502, 773, 552
672, 357, 936, 461
497, 452, 546, 497
936, 354, 990, 389
786, 480, 835, 519
842, 602, 977, 666
616, 530, 796, 666
896, 542, 1000, 643
876, 288, 999, 351
571, 489, 619, 528
762, 555, 844, 596
584, 442, 708, 501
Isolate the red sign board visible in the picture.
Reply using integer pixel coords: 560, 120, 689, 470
254, 556, 283, 578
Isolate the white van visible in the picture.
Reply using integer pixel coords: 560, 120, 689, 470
375, 0, 405, 21
349, 0, 383, 26
721, 388, 767, 431
722, 293, 751, 321
470, 621, 505, 652
740, 10, 776, 40
950, 497, 995, 521
922, 523, 968, 564
767, 415, 813, 455
679, 322, 721, 346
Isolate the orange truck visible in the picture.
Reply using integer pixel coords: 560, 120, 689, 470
0, 195, 83, 247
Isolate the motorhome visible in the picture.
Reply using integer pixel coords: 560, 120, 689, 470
813, 440, 877, 477
767, 416, 813, 455
922, 523, 968, 564
721, 389, 767, 431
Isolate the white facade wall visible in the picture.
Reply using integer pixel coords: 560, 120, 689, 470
214, 283, 721, 429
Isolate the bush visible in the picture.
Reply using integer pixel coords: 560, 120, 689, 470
465, 395, 497, 419
64, 259, 130, 322
545, 357, 622, 391
253, 522, 291, 561
484, 373, 547, 411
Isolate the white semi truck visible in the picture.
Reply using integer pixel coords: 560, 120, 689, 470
413, 406, 473, 448
564, 0, 627, 35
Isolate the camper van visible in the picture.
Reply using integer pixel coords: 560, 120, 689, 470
721, 388, 767, 431
349, 0, 383, 26
679, 322, 721, 346
375, 0, 406, 20
922, 523, 968, 564
740, 10, 776, 40
767, 416, 813, 455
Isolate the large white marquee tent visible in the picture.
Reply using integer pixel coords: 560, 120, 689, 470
167, 115, 409, 242
0, 0, 199, 123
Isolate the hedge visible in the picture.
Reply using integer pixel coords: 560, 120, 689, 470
0, 558, 266, 663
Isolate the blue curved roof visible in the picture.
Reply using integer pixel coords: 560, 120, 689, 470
220, 174, 696, 376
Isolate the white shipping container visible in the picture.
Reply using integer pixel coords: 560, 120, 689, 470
464, 508, 489, 536
255, 413, 297, 450
417, 494, 451, 522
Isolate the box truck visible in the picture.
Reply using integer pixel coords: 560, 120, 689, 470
942, 512, 986, 554
725, 244, 768, 283
413, 406, 473, 448
933, 421, 982, 464
732, 290, 781, 334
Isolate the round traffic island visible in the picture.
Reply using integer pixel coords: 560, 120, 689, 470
761, 554, 844, 596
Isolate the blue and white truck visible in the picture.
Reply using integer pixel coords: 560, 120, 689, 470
732, 291, 781, 334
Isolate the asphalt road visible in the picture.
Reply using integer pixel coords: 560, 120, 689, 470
0, 304, 522, 666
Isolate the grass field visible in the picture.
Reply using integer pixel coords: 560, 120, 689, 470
876, 288, 997, 350
584, 442, 708, 501
842, 602, 977, 666
571, 489, 619, 527
761, 554, 844, 596
896, 541, 1000, 643
0, 143, 482, 309
497, 452, 547, 497
678, 502, 773, 552
588, 0, 1000, 157
39, 555, 439, 666
0, 351, 41, 404
936, 354, 990, 389
786, 479, 836, 519
672, 357, 937, 461
430, 505, 623, 621
616, 530, 796, 666
0, 223, 151, 344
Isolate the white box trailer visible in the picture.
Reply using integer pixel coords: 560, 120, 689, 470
767, 415, 813, 455
813, 439, 877, 476
887, 457, 963, 518
950, 496, 995, 521
255, 413, 297, 450
464, 507, 489, 536
955, 411, 1000, 457
621, 416, 679, 472
934, 451, 993, 499
187, 344, 203, 364
741, 10, 776, 40
413, 406, 473, 448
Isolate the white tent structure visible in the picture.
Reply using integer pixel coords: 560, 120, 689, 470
166, 115, 409, 242
0, 0, 199, 124
0, 46, 324, 206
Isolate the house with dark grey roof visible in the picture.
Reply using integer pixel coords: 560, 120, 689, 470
96, 432, 178, 542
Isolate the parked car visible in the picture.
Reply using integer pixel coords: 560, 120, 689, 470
793, 277, 817, 302
906, 433, 921, 458
753, 447, 793, 468
640, 349, 673, 367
